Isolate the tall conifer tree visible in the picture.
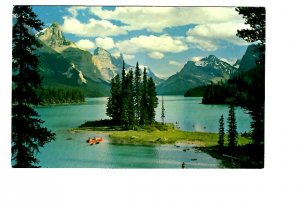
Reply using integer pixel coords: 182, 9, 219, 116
127, 69, 135, 128
134, 62, 142, 123
120, 60, 129, 126
161, 96, 165, 124
140, 67, 148, 124
218, 114, 225, 147
12, 6, 55, 167
227, 105, 238, 147
236, 7, 265, 145
147, 77, 158, 124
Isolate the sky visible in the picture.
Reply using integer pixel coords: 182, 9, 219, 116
32, 6, 250, 77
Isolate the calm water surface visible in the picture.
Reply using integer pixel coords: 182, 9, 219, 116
35, 96, 251, 168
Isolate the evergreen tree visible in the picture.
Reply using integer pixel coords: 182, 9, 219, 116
120, 60, 129, 126
12, 6, 55, 167
147, 77, 158, 124
134, 62, 142, 123
236, 7, 265, 65
106, 74, 121, 123
127, 69, 135, 128
236, 7, 265, 145
227, 105, 238, 147
140, 67, 148, 124
161, 96, 165, 124
218, 114, 225, 147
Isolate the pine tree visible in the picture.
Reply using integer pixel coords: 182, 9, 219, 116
127, 69, 135, 128
140, 67, 148, 124
227, 105, 238, 147
12, 6, 55, 167
161, 96, 165, 124
106, 74, 121, 123
147, 77, 158, 124
134, 62, 142, 123
120, 60, 129, 126
236, 7, 265, 65
236, 7, 265, 145
218, 114, 225, 147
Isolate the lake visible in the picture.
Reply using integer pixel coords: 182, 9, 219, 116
35, 96, 251, 168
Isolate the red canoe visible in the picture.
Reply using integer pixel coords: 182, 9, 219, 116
87, 137, 104, 144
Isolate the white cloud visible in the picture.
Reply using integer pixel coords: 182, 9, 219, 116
186, 22, 249, 51
123, 54, 135, 60
75, 39, 95, 50
61, 17, 127, 37
90, 7, 243, 33
186, 36, 219, 51
169, 60, 182, 67
148, 51, 164, 59
191, 56, 204, 62
95, 37, 115, 49
115, 34, 188, 54
67, 6, 88, 17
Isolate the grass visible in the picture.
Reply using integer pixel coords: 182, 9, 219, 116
73, 119, 264, 168
74, 120, 251, 147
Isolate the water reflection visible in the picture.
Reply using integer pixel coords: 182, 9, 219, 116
35, 96, 250, 168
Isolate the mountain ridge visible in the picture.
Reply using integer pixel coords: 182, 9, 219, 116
35, 23, 163, 96
157, 55, 237, 95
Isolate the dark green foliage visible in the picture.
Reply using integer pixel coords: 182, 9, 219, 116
106, 63, 158, 129
147, 77, 158, 123
12, 6, 55, 167
127, 69, 135, 128
235, 7, 265, 145
236, 7, 265, 65
202, 80, 235, 104
161, 96, 165, 124
218, 114, 225, 147
140, 67, 149, 125
134, 62, 142, 123
202, 7, 266, 146
227, 105, 238, 147
106, 74, 122, 124
184, 86, 207, 97
37, 87, 85, 105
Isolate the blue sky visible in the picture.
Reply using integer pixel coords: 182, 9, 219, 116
32, 6, 249, 77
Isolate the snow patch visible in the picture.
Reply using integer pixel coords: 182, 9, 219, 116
78, 70, 87, 84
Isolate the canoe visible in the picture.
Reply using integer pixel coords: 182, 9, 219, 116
95, 137, 104, 142
87, 137, 104, 145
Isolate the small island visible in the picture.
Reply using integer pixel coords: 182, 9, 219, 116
73, 119, 263, 168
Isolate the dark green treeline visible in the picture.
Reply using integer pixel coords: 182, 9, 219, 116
106, 61, 158, 129
37, 87, 85, 105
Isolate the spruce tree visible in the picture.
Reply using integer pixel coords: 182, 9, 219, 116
236, 7, 265, 145
161, 96, 165, 124
218, 114, 225, 147
147, 77, 158, 124
106, 74, 121, 123
127, 69, 135, 128
120, 60, 129, 126
236, 7, 265, 65
12, 6, 55, 167
140, 67, 148, 124
134, 62, 142, 123
227, 105, 238, 147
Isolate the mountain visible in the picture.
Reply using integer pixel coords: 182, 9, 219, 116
36, 23, 163, 96
233, 59, 241, 69
36, 22, 76, 48
157, 55, 237, 95
238, 45, 259, 72
36, 23, 111, 97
